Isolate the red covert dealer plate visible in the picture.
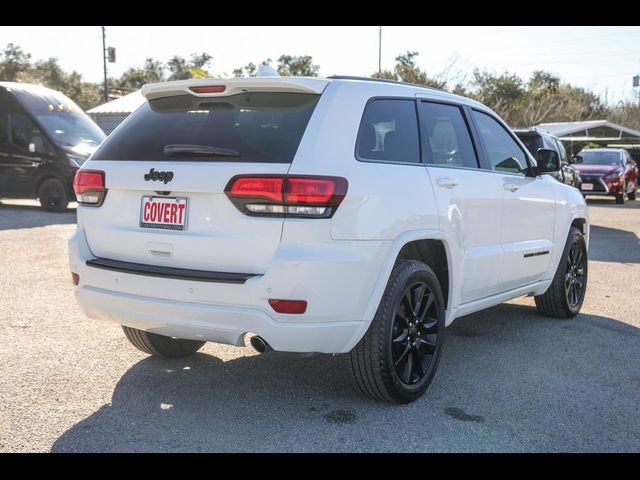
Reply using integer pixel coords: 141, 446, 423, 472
140, 196, 188, 230
582, 183, 594, 191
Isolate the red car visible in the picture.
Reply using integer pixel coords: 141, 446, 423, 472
574, 148, 638, 204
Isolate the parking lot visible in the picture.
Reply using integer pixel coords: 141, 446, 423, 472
0, 197, 639, 452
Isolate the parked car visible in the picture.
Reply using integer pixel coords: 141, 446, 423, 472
0, 82, 106, 211
69, 76, 589, 403
573, 148, 637, 204
513, 127, 582, 190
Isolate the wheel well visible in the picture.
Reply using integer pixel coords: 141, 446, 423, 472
35, 174, 71, 197
396, 240, 449, 308
571, 218, 586, 235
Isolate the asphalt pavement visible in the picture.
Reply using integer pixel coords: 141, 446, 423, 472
0, 197, 638, 452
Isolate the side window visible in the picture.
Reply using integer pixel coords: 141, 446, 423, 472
357, 99, 420, 163
554, 138, 568, 163
418, 101, 478, 168
10, 113, 45, 153
472, 110, 528, 175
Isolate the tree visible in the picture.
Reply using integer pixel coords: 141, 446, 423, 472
276, 54, 319, 76
167, 52, 212, 81
117, 58, 164, 92
371, 69, 397, 80
393, 51, 446, 89
370, 51, 446, 88
0, 43, 31, 81
233, 59, 272, 77
470, 70, 526, 125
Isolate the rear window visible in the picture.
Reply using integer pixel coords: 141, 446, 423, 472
92, 92, 319, 163
514, 133, 539, 157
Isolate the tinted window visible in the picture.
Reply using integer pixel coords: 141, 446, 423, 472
419, 102, 477, 168
10, 89, 105, 153
0, 113, 8, 152
579, 150, 621, 166
554, 138, 567, 163
357, 99, 420, 163
92, 92, 319, 163
472, 110, 528, 174
514, 134, 538, 157
10, 113, 43, 152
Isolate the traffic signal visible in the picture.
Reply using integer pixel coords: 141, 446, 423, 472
107, 47, 116, 63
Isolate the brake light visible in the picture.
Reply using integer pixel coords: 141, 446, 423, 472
225, 175, 348, 218
73, 170, 106, 206
228, 177, 283, 202
190, 85, 226, 94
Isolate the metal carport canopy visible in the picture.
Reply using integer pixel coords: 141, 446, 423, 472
535, 120, 640, 145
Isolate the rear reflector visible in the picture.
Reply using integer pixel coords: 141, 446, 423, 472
73, 170, 106, 206
268, 299, 307, 314
71, 272, 79, 285
190, 85, 226, 94
225, 175, 348, 218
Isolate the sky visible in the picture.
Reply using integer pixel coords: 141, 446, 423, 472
1, 26, 639, 103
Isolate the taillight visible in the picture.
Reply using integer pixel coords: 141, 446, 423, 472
73, 170, 106, 206
225, 175, 348, 218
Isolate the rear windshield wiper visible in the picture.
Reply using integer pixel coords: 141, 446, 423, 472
163, 144, 241, 157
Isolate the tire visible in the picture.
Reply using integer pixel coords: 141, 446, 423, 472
628, 188, 636, 201
534, 227, 588, 318
349, 260, 446, 404
615, 182, 626, 204
122, 326, 205, 358
38, 178, 69, 212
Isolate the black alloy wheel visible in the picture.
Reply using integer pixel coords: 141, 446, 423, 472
565, 242, 586, 308
391, 281, 440, 385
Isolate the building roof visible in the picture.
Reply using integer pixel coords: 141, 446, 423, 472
535, 120, 640, 142
87, 90, 146, 114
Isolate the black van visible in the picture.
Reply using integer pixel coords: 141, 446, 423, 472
0, 82, 106, 211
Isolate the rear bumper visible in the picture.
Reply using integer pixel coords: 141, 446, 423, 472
69, 227, 390, 353
76, 285, 360, 353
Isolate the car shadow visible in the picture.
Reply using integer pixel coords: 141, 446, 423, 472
51, 303, 640, 452
0, 202, 76, 230
586, 197, 640, 209
589, 224, 640, 264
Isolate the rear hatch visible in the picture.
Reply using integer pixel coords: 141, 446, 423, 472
79, 78, 328, 274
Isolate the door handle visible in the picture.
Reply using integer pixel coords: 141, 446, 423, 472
436, 177, 459, 189
503, 183, 519, 192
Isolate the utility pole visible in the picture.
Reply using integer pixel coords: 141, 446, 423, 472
102, 26, 108, 102
378, 26, 382, 75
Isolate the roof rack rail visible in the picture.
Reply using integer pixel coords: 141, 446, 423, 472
327, 75, 444, 92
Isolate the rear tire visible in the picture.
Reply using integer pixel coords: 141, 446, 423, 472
534, 227, 587, 318
38, 178, 69, 212
122, 326, 205, 358
628, 188, 636, 201
349, 260, 446, 404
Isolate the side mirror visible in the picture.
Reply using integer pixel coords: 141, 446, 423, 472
537, 148, 560, 174
571, 155, 583, 164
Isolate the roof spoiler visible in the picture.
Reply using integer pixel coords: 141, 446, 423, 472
141, 77, 330, 101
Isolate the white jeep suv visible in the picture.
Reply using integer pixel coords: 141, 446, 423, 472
69, 76, 589, 403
